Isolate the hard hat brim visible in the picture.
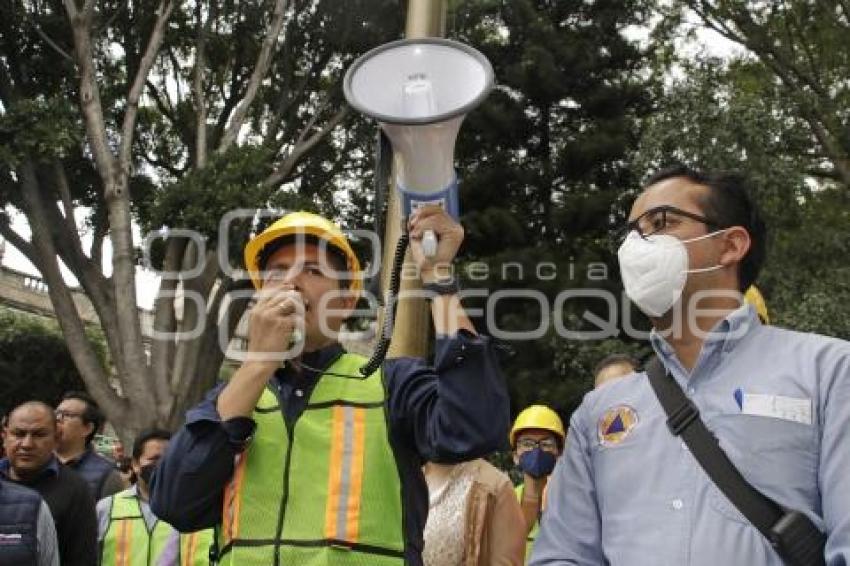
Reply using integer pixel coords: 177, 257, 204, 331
244, 224, 363, 292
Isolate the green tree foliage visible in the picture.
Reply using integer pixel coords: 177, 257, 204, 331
671, 0, 850, 186
656, 0, 850, 337
0, 308, 107, 417
0, 0, 400, 440
447, 0, 657, 417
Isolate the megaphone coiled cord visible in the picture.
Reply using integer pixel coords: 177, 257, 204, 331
359, 231, 409, 376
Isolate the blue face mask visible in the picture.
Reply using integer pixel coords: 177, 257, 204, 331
518, 448, 556, 478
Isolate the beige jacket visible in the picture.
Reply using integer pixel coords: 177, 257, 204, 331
461, 459, 525, 566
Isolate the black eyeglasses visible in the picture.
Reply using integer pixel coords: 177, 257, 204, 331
616, 205, 720, 244
54, 410, 85, 421
516, 437, 559, 452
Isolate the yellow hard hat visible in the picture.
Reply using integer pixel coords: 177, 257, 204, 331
744, 285, 769, 324
243, 211, 362, 292
510, 405, 565, 448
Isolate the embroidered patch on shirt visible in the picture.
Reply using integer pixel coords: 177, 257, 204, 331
740, 392, 813, 425
598, 405, 639, 447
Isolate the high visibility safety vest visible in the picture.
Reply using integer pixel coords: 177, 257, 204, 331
102, 490, 214, 566
217, 353, 406, 566
515, 484, 542, 563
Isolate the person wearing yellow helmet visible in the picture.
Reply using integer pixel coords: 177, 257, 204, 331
150, 206, 511, 566
510, 405, 565, 562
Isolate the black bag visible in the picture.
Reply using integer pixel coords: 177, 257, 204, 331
644, 357, 826, 566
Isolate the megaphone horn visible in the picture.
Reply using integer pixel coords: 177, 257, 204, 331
344, 38, 494, 256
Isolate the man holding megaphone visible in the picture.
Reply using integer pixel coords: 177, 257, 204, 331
150, 207, 511, 566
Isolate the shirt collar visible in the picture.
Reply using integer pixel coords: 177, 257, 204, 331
64, 446, 94, 467
650, 303, 759, 362
121, 484, 140, 499
0, 455, 60, 483
44, 456, 61, 476
278, 342, 345, 382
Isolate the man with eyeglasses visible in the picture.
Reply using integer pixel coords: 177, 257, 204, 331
530, 165, 850, 565
510, 405, 565, 562
1, 400, 98, 566
55, 391, 124, 500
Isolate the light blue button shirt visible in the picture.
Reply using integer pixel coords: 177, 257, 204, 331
530, 305, 850, 566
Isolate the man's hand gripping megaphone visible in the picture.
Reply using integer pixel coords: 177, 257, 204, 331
408, 205, 464, 283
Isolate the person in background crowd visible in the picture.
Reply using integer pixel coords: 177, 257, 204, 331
150, 208, 510, 566
1, 400, 97, 566
510, 405, 566, 562
531, 165, 850, 565
0, 476, 60, 566
97, 429, 212, 566
110, 439, 124, 463
115, 455, 136, 487
422, 458, 524, 566
55, 391, 124, 500
108, 439, 135, 487
593, 354, 640, 389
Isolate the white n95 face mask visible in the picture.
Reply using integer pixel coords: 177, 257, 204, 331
617, 230, 725, 317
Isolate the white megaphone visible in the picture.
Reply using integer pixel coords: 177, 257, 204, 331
344, 38, 494, 256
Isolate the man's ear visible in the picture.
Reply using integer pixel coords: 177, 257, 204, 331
719, 226, 751, 267
84, 422, 95, 441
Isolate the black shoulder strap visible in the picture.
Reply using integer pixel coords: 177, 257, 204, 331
644, 357, 825, 566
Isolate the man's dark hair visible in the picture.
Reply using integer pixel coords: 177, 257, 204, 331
644, 164, 767, 291
60, 390, 104, 446
132, 428, 171, 461
256, 234, 351, 289
594, 354, 640, 380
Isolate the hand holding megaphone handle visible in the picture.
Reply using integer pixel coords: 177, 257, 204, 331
421, 230, 438, 258
407, 207, 464, 280
289, 328, 304, 348
400, 216, 439, 258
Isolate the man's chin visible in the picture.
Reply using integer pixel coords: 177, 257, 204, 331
12, 461, 46, 477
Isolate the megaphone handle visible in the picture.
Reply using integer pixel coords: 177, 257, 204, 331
290, 328, 303, 348
422, 230, 438, 258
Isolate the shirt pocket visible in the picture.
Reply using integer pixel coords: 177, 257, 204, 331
705, 413, 818, 524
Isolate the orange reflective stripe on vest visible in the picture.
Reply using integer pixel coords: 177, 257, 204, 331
181, 532, 198, 566
115, 519, 133, 566
222, 452, 248, 545
324, 404, 367, 543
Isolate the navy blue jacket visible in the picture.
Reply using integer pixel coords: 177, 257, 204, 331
151, 332, 510, 566
0, 478, 40, 565
64, 448, 122, 501
0, 457, 97, 566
